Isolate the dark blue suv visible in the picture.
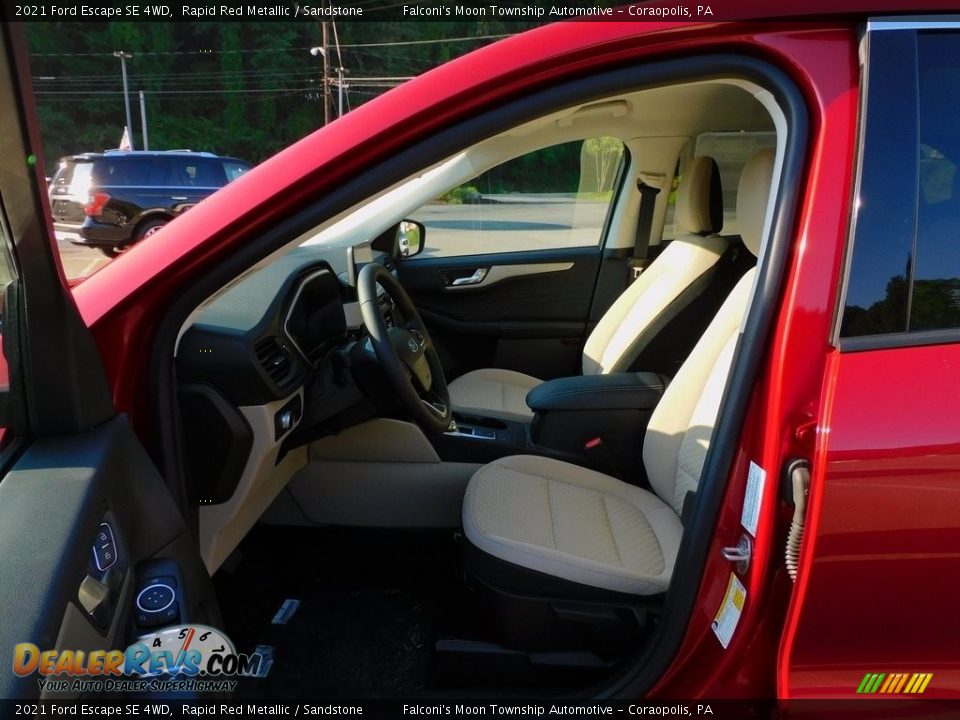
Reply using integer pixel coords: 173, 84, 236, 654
49, 150, 251, 257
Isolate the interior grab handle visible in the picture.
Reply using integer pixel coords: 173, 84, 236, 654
450, 268, 489, 286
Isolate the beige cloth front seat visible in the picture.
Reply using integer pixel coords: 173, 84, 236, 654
461, 149, 775, 595
448, 156, 728, 423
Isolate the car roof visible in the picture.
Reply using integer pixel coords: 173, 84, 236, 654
60, 150, 230, 162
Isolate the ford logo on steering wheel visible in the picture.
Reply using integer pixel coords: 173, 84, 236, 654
408, 338, 420, 353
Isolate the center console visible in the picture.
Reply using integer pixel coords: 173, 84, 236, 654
527, 372, 669, 477
438, 372, 669, 479
437, 413, 531, 464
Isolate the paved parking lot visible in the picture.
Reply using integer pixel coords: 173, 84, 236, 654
55, 197, 612, 281
57, 238, 109, 280
412, 196, 610, 257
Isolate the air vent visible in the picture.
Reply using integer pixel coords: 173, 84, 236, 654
254, 337, 294, 385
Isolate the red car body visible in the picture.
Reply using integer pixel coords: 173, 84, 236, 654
22, 5, 960, 701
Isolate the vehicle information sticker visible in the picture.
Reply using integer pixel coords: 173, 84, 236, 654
712, 573, 747, 649
741, 461, 766, 537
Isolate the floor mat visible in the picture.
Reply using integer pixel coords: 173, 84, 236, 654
214, 525, 462, 697
241, 588, 432, 697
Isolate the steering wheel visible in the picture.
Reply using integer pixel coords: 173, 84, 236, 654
357, 262, 452, 434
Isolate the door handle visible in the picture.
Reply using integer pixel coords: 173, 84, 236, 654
449, 268, 489, 287
170, 196, 188, 201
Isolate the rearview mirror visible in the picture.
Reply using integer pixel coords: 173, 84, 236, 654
397, 219, 424, 258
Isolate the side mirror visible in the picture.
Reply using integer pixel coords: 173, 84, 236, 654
396, 219, 425, 258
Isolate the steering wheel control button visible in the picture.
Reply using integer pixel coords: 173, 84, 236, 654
136, 583, 176, 613
92, 522, 118, 571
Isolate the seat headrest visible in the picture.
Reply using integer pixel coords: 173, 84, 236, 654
736, 148, 776, 257
675, 156, 722, 235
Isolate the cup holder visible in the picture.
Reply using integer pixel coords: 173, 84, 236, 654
454, 414, 508, 430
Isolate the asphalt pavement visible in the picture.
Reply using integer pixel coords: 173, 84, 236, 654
55, 196, 612, 281
57, 238, 110, 280
411, 196, 610, 257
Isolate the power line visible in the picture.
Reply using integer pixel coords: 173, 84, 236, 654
34, 67, 321, 82
32, 47, 434, 84
28, 34, 513, 58
35, 89, 310, 105
34, 87, 315, 95
341, 34, 510, 48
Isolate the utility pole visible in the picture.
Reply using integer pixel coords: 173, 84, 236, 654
331, 20, 346, 118
113, 51, 134, 149
139, 91, 149, 150
321, 21, 331, 125
337, 66, 344, 118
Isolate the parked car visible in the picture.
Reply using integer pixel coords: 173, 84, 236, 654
1, 11, 959, 708
48, 150, 250, 257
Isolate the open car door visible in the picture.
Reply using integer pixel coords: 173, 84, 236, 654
0, 24, 215, 699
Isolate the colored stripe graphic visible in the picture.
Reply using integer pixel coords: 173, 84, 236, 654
857, 672, 933, 694
879, 674, 895, 694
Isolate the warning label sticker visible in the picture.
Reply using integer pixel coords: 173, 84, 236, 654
712, 573, 746, 649
741, 461, 766, 537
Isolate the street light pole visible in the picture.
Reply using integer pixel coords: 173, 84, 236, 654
139, 91, 149, 150
113, 51, 134, 149
337, 66, 344, 118
321, 23, 330, 125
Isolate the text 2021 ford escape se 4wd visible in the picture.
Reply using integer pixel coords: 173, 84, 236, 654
0, 8, 959, 710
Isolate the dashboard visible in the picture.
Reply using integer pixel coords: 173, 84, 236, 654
176, 243, 399, 571
175, 243, 402, 485
177, 245, 393, 406
284, 268, 347, 367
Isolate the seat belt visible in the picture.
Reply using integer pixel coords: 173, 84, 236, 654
629, 176, 662, 280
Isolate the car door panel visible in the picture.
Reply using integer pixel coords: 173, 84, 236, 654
0, 415, 217, 699
0, 25, 215, 700
399, 247, 602, 379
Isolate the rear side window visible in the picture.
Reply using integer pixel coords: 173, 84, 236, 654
166, 158, 227, 188
841, 30, 960, 339
223, 161, 250, 182
92, 157, 167, 187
